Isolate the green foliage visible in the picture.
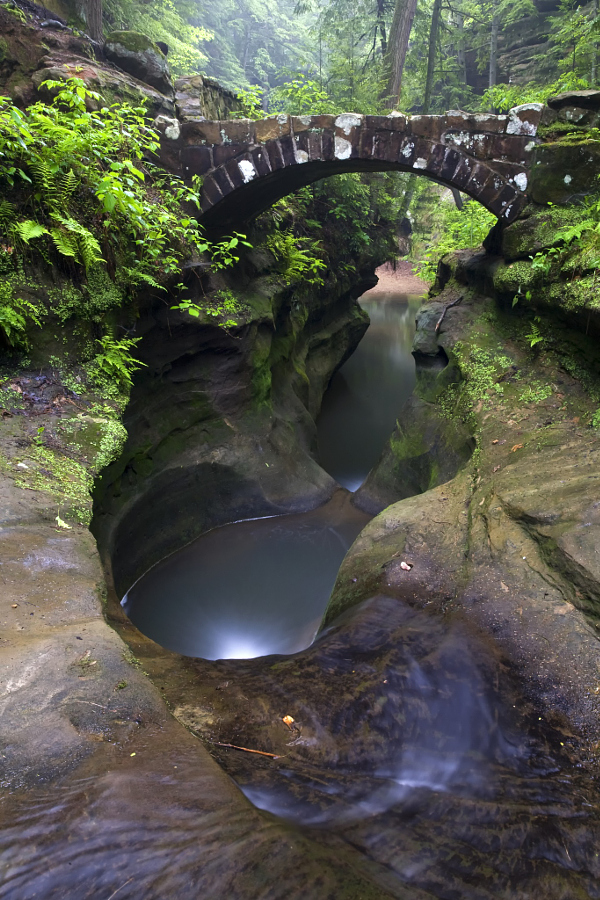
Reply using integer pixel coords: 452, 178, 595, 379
0, 281, 40, 348
232, 85, 265, 119
413, 198, 496, 282
172, 289, 247, 329
270, 73, 337, 114
0, 79, 252, 344
482, 73, 591, 112
265, 230, 327, 285
592, 408, 600, 428
103, 0, 212, 76
91, 335, 146, 388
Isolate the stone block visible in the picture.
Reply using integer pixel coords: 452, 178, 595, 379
506, 103, 543, 136
451, 155, 477, 190
265, 140, 285, 171
492, 134, 537, 162
547, 89, 600, 110
200, 174, 224, 211
212, 166, 234, 196
255, 115, 291, 142
278, 135, 297, 166
219, 120, 256, 144
409, 116, 444, 141
250, 146, 272, 177
180, 120, 223, 145
364, 115, 396, 132
306, 130, 323, 160
386, 112, 409, 131
529, 141, 600, 204
439, 146, 462, 182
294, 132, 311, 162
213, 143, 244, 167
465, 161, 494, 194
487, 160, 529, 192
290, 115, 311, 133
321, 129, 335, 161
224, 157, 246, 189
397, 136, 418, 167
358, 129, 378, 159
180, 145, 213, 177
443, 130, 494, 160
424, 142, 448, 175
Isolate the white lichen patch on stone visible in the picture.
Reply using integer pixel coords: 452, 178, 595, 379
401, 141, 414, 158
514, 172, 528, 191
238, 160, 257, 182
298, 115, 312, 126
525, 141, 536, 152
154, 115, 180, 141
296, 150, 309, 163
277, 114, 289, 125
334, 136, 352, 159
335, 113, 363, 134
413, 157, 427, 169
564, 174, 573, 184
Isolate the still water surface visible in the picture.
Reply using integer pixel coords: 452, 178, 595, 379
124, 290, 422, 660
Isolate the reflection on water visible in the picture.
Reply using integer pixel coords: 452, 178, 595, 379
317, 291, 424, 491
123, 492, 370, 659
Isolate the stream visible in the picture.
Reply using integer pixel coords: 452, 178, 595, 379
122, 288, 423, 660
3, 284, 600, 899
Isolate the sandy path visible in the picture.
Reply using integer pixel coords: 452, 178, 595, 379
364, 260, 428, 295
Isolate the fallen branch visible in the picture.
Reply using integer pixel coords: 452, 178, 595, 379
435, 295, 463, 333
211, 741, 283, 759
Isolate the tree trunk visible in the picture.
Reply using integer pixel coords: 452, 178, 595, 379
377, 0, 388, 55
400, 0, 442, 221
488, 0, 499, 90
423, 0, 442, 112
81, 0, 102, 42
383, 0, 418, 108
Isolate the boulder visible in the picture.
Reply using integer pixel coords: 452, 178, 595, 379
547, 89, 600, 110
104, 30, 173, 96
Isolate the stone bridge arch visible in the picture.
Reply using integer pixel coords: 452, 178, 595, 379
157, 105, 543, 231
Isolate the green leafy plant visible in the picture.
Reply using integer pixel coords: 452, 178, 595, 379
232, 85, 265, 119
0, 282, 40, 348
413, 198, 496, 282
92, 335, 146, 388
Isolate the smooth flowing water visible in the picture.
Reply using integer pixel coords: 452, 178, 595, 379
317, 291, 423, 490
123, 288, 423, 661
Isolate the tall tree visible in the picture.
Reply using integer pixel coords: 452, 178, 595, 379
383, 0, 419, 107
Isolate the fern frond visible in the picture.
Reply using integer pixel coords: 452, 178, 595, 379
57, 168, 78, 207
14, 219, 49, 243
50, 226, 79, 260
0, 200, 16, 228
50, 215, 103, 269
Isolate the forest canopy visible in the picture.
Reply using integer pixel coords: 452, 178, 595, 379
89, 0, 600, 111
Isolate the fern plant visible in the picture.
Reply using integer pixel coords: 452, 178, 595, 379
92, 335, 146, 388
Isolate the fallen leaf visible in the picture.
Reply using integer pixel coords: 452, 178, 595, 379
491, 439, 499, 444
493, 465, 501, 472
11, 603, 17, 608
500, 582, 509, 592
572, 416, 580, 424
55, 515, 72, 529
510, 443, 524, 452
282, 715, 294, 729
400, 561, 412, 571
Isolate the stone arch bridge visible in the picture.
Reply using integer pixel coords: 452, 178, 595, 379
156, 104, 544, 231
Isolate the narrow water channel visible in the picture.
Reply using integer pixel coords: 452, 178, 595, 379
123, 287, 424, 660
